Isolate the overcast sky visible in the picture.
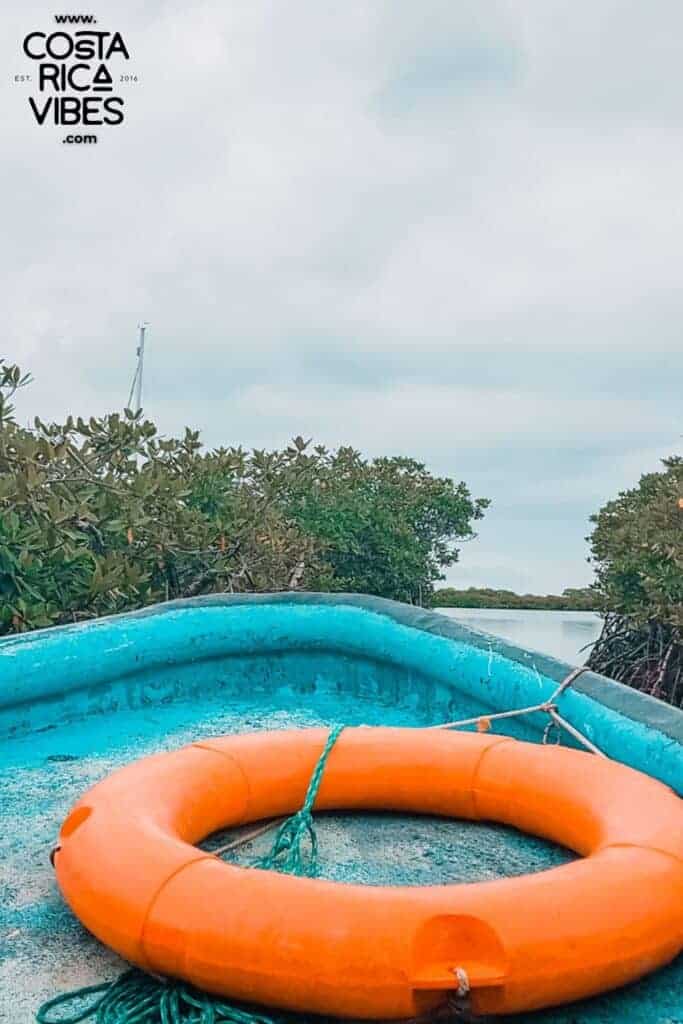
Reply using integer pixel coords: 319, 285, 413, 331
2, 2, 680, 593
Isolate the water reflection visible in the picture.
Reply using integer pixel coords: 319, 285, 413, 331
436, 607, 603, 666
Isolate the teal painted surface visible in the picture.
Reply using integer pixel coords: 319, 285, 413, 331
1, 594, 681, 789
0, 594, 681, 1023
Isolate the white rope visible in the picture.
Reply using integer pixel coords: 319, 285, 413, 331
452, 966, 470, 998
432, 666, 605, 757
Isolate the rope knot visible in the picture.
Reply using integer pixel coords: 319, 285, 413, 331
257, 808, 318, 876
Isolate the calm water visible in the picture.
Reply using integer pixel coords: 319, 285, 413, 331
436, 607, 603, 666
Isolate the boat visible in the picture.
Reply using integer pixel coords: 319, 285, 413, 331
1, 593, 681, 1023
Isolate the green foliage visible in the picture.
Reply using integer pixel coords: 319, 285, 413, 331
278, 444, 488, 603
0, 360, 318, 633
0, 362, 487, 634
587, 457, 682, 707
588, 456, 683, 629
431, 586, 597, 611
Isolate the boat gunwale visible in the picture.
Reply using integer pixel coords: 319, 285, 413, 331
1, 592, 679, 746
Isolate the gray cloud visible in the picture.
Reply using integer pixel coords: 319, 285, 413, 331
2, 0, 680, 592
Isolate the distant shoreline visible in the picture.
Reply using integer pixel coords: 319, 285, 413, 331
436, 604, 600, 614
432, 587, 599, 613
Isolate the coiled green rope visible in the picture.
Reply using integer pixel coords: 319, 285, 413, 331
37, 727, 344, 1024
35, 969, 294, 1024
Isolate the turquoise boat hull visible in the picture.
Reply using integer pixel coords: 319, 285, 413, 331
1, 594, 681, 1022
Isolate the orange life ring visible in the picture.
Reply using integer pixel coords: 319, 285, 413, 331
53, 727, 683, 1019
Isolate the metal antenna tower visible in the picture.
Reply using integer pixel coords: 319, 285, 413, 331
127, 323, 150, 412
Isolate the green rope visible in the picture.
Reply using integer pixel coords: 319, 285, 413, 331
37, 728, 344, 1024
256, 724, 344, 877
35, 969, 294, 1023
